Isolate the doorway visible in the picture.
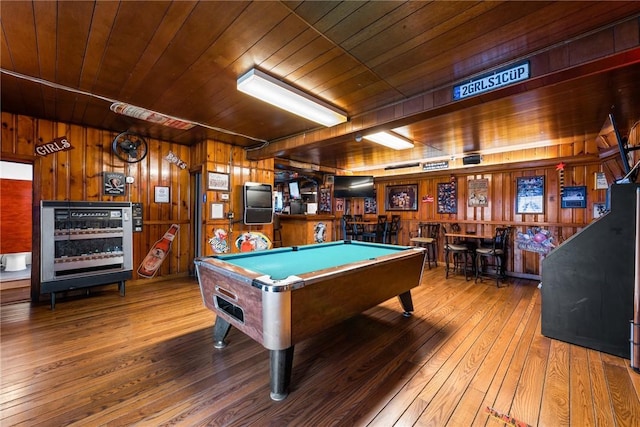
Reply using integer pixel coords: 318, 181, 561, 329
0, 160, 33, 304
192, 170, 203, 265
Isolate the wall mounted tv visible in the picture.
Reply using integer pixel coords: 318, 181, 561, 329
600, 112, 638, 184
243, 183, 273, 225
333, 175, 375, 198
288, 181, 301, 199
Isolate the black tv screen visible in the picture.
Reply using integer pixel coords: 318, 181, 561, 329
288, 181, 301, 199
244, 183, 273, 224
245, 183, 272, 208
333, 175, 375, 198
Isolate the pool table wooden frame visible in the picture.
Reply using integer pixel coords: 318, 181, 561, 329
194, 240, 427, 400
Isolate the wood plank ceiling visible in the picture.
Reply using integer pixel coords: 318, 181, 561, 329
2, 1, 640, 173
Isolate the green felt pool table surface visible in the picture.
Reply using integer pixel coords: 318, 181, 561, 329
211, 240, 413, 280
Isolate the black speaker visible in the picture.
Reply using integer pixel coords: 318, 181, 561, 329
462, 154, 481, 165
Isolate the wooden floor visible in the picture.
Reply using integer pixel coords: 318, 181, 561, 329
0, 278, 30, 305
1, 266, 639, 426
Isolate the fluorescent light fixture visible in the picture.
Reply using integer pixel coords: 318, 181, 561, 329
350, 139, 562, 171
237, 68, 347, 127
363, 131, 414, 150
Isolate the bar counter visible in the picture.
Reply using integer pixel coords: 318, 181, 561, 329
277, 214, 336, 246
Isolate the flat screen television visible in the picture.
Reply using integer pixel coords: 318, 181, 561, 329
243, 183, 273, 225
288, 181, 301, 199
333, 175, 375, 198
600, 112, 637, 185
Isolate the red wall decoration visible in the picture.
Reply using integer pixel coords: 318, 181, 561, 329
0, 179, 32, 254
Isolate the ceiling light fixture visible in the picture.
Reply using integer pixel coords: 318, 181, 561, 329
363, 131, 415, 150
350, 139, 563, 172
237, 68, 347, 127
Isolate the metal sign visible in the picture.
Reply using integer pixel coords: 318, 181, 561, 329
453, 61, 530, 100
103, 172, 126, 195
35, 136, 74, 156
422, 160, 449, 171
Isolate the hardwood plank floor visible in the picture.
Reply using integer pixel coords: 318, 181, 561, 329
1, 265, 639, 426
0, 278, 30, 305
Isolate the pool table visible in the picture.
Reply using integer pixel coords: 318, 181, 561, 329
194, 240, 427, 400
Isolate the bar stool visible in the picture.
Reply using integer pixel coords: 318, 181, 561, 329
272, 215, 283, 248
341, 215, 355, 240
362, 215, 386, 243
409, 223, 440, 268
352, 214, 365, 240
387, 215, 401, 244
443, 224, 472, 280
475, 227, 511, 287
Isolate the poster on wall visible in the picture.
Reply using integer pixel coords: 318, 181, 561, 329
235, 232, 272, 252
386, 184, 418, 211
437, 181, 457, 214
516, 176, 544, 214
593, 203, 607, 218
515, 227, 555, 255
154, 186, 170, 203
468, 178, 488, 207
364, 196, 377, 214
208, 228, 229, 253
103, 172, 126, 196
319, 187, 332, 213
561, 186, 587, 208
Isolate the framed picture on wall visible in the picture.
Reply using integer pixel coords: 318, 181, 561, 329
210, 203, 225, 219
593, 202, 607, 218
561, 186, 587, 208
207, 171, 229, 191
516, 176, 544, 214
437, 181, 457, 214
319, 187, 332, 213
364, 197, 377, 214
386, 184, 418, 211
154, 186, 170, 203
467, 178, 488, 207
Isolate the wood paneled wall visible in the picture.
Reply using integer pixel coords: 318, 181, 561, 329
1, 112, 192, 285
347, 149, 609, 278
0, 109, 620, 286
1, 112, 272, 304
190, 138, 274, 256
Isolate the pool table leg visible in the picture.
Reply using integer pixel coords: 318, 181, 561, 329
397, 291, 414, 317
269, 346, 295, 401
212, 316, 232, 349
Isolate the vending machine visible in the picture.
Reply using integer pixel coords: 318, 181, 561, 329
40, 201, 133, 308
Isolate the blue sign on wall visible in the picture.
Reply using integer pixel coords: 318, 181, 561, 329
453, 61, 530, 100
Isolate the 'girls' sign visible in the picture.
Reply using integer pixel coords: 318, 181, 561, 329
35, 136, 74, 156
